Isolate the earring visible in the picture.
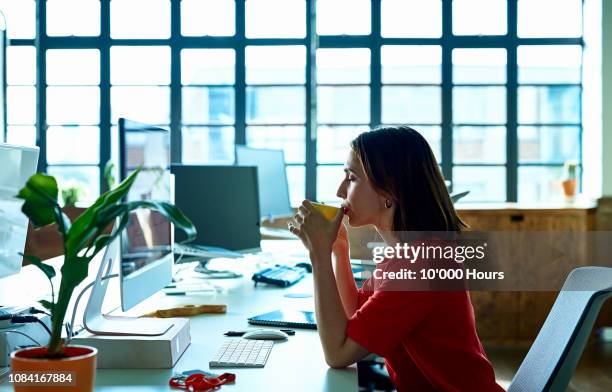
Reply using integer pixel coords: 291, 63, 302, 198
385, 200, 392, 209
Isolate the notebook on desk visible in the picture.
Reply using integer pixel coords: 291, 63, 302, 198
248, 310, 317, 330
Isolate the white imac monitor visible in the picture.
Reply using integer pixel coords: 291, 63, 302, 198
119, 118, 172, 311
235, 146, 293, 220
0, 144, 39, 278
81, 119, 174, 336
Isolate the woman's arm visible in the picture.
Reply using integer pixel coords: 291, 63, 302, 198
311, 250, 370, 368
289, 201, 369, 368
332, 240, 359, 318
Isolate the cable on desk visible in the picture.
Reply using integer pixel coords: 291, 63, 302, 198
1, 330, 42, 347
10, 315, 52, 336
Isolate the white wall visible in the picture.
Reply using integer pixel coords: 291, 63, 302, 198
602, 0, 612, 195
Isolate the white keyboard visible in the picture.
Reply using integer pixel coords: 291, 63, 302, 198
209, 338, 274, 368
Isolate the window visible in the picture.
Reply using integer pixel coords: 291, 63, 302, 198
2, 0, 584, 205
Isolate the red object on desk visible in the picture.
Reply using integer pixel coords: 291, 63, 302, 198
169, 372, 236, 391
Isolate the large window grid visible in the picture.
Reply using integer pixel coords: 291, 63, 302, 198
2, 0, 584, 205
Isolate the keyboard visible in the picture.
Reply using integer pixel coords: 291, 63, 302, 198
252, 265, 306, 287
209, 338, 274, 368
174, 243, 244, 260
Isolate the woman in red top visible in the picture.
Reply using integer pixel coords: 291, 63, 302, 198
288, 126, 505, 391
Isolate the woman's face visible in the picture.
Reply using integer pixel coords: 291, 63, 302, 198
336, 150, 390, 229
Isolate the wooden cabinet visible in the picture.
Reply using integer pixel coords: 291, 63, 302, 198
457, 202, 603, 344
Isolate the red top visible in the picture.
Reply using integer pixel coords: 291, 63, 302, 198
346, 259, 505, 391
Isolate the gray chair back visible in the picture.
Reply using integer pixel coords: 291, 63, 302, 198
508, 267, 612, 392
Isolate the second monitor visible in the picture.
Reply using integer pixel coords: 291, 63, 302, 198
235, 146, 292, 221
171, 164, 261, 252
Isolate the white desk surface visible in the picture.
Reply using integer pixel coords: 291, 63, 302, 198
0, 240, 358, 391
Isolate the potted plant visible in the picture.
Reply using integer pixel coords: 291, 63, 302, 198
562, 161, 578, 200
9, 168, 196, 392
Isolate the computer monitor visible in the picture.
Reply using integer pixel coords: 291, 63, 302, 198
171, 164, 261, 252
118, 118, 172, 311
235, 146, 292, 220
0, 144, 39, 278
81, 119, 174, 336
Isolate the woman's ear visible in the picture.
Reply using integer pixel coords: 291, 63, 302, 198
377, 191, 395, 210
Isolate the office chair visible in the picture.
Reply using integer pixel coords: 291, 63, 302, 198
508, 266, 612, 392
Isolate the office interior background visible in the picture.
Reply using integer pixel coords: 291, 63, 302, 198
0, 0, 608, 208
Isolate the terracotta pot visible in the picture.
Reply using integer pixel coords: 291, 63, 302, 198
562, 178, 577, 198
10, 345, 97, 392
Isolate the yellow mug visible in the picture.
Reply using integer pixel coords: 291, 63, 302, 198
311, 202, 341, 221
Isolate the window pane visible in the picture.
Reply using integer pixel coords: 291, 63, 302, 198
452, 166, 506, 202
317, 48, 370, 84
246, 87, 305, 124
47, 126, 99, 164
453, 0, 507, 36
382, 46, 441, 84
111, 0, 170, 39
47, 166, 100, 206
453, 87, 506, 124
381, 0, 441, 38
182, 49, 235, 85
7, 126, 36, 146
111, 86, 170, 124
318, 86, 369, 124
518, 45, 582, 84
317, 126, 365, 164
287, 165, 305, 207
246, 0, 305, 38
382, 86, 441, 124
7, 46, 36, 85
47, 0, 100, 37
46, 87, 99, 125
518, 166, 568, 203
46, 49, 100, 85
518, 126, 580, 163
0, 0, 35, 39
7, 86, 36, 125
182, 87, 235, 125
246, 126, 305, 164
453, 126, 506, 164
518, 86, 580, 124
518, 0, 582, 38
182, 126, 235, 164
453, 48, 506, 84
246, 46, 306, 85
317, 165, 343, 203
111, 46, 170, 85
181, 0, 235, 37
417, 125, 442, 163
317, 0, 370, 35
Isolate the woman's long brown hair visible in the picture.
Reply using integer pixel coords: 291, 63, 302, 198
351, 125, 466, 232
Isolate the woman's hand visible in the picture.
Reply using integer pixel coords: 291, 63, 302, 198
288, 200, 344, 260
332, 220, 349, 255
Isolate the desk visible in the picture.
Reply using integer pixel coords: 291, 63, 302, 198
0, 240, 358, 391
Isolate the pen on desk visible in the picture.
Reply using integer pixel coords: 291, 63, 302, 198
164, 289, 216, 296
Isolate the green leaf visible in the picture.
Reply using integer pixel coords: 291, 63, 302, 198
21, 254, 56, 280
16, 173, 60, 228
60, 256, 91, 290
65, 168, 140, 257
38, 299, 55, 313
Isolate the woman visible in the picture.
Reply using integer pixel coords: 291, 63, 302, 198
288, 126, 504, 391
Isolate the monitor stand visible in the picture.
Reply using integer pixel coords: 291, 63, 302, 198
73, 238, 191, 368
81, 237, 174, 336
